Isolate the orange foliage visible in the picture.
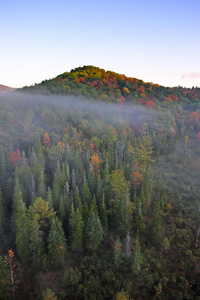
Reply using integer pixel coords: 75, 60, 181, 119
43, 132, 51, 148
57, 141, 65, 152
164, 97, 173, 102
139, 85, 145, 93
132, 162, 143, 187
91, 153, 101, 179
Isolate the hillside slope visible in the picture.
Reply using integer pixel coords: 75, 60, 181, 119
23, 65, 200, 107
0, 84, 15, 93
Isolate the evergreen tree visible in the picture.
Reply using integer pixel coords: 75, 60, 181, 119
47, 187, 53, 208
82, 180, 92, 204
16, 195, 30, 264
48, 216, 66, 268
99, 192, 108, 230
71, 208, 84, 252
85, 210, 103, 251
131, 234, 143, 274
58, 195, 65, 222
29, 213, 46, 269
74, 187, 81, 210
37, 169, 46, 198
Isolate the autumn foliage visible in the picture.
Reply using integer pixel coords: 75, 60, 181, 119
132, 162, 143, 187
145, 100, 155, 108
43, 132, 51, 148
10, 149, 21, 165
91, 153, 101, 179
91, 143, 95, 151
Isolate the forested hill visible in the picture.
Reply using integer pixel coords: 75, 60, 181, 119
23, 65, 200, 107
0, 67, 200, 298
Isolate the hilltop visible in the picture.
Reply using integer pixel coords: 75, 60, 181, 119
23, 65, 200, 107
0, 84, 15, 93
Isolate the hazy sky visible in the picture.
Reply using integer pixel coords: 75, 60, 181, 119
0, 0, 200, 88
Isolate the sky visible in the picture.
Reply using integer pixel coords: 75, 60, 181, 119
0, 0, 200, 88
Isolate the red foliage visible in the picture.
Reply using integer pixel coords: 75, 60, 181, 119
91, 143, 95, 151
146, 100, 155, 107
10, 149, 21, 165
190, 112, 200, 121
79, 77, 85, 83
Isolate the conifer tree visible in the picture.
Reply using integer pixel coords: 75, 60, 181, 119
85, 209, 103, 251
58, 195, 65, 222
47, 187, 53, 208
74, 187, 81, 210
48, 216, 66, 268
38, 169, 46, 198
82, 180, 92, 204
131, 234, 143, 273
71, 208, 84, 252
16, 195, 29, 264
29, 212, 46, 269
99, 192, 108, 230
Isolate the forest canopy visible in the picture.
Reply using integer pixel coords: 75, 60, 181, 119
0, 66, 200, 299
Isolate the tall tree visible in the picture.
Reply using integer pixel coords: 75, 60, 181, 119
48, 216, 66, 268
71, 208, 84, 252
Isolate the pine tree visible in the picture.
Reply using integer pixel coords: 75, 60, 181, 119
71, 208, 84, 252
52, 175, 60, 210
29, 212, 46, 269
99, 192, 108, 230
82, 201, 90, 226
85, 210, 103, 251
47, 187, 53, 208
38, 169, 46, 198
82, 180, 92, 205
16, 195, 30, 264
74, 187, 81, 210
58, 195, 65, 222
90, 194, 99, 218
149, 196, 163, 248
140, 185, 147, 216
48, 216, 66, 268
29, 197, 53, 250
131, 234, 143, 274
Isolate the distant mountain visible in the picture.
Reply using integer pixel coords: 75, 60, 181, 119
22, 65, 200, 107
0, 84, 15, 93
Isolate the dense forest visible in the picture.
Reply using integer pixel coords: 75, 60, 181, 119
0, 66, 200, 299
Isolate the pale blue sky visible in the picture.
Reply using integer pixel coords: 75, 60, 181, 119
0, 0, 199, 88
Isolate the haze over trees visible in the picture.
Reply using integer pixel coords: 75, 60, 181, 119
0, 66, 200, 299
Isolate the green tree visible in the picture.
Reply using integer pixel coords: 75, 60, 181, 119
71, 208, 84, 252
16, 195, 30, 264
48, 217, 66, 268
